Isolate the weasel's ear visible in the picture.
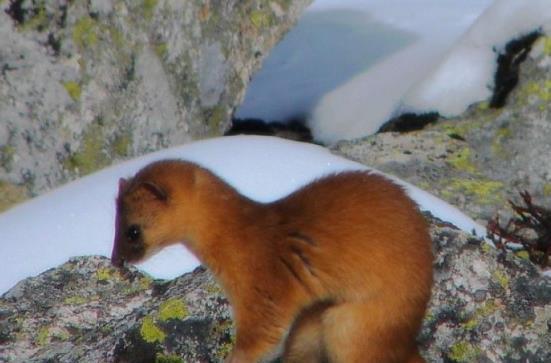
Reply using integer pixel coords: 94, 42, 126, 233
141, 181, 168, 202
118, 178, 128, 193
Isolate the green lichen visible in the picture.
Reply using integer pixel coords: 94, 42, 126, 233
0, 181, 28, 212
448, 147, 477, 173
155, 42, 168, 59
491, 127, 512, 157
492, 270, 509, 289
0, 145, 15, 170
543, 184, 551, 197
64, 123, 110, 176
20, 3, 49, 32
155, 353, 184, 363
159, 298, 189, 322
216, 342, 233, 360
443, 178, 504, 205
204, 105, 227, 134
110, 133, 132, 157
64, 295, 88, 305
250, 10, 272, 28
37, 326, 50, 346
448, 341, 481, 362
63, 81, 81, 102
462, 300, 498, 332
544, 37, 551, 55
73, 16, 99, 49
143, 0, 158, 20
140, 316, 166, 343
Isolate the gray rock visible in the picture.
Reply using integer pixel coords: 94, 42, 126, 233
1, 217, 548, 362
333, 35, 551, 225
0, 0, 312, 206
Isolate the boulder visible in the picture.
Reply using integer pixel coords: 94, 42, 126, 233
0, 0, 312, 208
333, 36, 551, 225
1, 216, 549, 362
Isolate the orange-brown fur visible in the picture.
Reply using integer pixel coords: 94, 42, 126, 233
111, 160, 433, 363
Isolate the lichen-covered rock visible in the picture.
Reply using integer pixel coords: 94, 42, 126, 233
1, 217, 549, 362
0, 0, 312, 205
333, 36, 551, 224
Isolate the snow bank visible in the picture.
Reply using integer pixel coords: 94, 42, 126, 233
403, 0, 551, 116
0, 136, 484, 294
310, 0, 551, 144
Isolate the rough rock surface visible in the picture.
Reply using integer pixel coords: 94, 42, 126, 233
333, 36, 551, 225
1, 216, 549, 362
0, 0, 312, 206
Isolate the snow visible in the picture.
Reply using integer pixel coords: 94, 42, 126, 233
0, 136, 485, 294
236, 0, 551, 144
403, 0, 551, 116
310, 0, 551, 143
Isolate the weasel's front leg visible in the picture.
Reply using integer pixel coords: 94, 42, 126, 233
224, 301, 293, 363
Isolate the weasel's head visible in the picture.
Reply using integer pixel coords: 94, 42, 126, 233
111, 161, 193, 267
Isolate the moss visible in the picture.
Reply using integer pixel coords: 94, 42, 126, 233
448, 147, 477, 173
63, 81, 81, 102
140, 316, 166, 343
159, 298, 189, 322
492, 270, 510, 289
73, 16, 99, 49
64, 295, 87, 305
0, 181, 28, 212
155, 42, 168, 59
155, 353, 185, 363
250, 10, 272, 29
443, 178, 504, 205
143, 0, 158, 20
448, 341, 481, 362
64, 122, 110, 176
36, 326, 50, 346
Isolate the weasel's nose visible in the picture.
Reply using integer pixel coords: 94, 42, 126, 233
111, 253, 125, 267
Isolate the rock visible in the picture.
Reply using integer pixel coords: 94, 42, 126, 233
1, 216, 549, 362
0, 0, 312, 204
333, 35, 551, 225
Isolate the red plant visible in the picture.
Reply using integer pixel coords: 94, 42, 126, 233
487, 191, 551, 268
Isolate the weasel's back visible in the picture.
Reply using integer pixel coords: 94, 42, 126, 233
272, 171, 432, 300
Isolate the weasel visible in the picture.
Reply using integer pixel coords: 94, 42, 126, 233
111, 160, 433, 363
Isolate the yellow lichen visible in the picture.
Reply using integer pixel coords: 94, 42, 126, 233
96, 267, 113, 282
140, 316, 166, 343
448, 147, 477, 173
159, 298, 189, 322
515, 250, 530, 260
64, 295, 88, 305
143, 0, 158, 20
36, 326, 50, 346
449, 341, 481, 362
250, 10, 271, 28
63, 81, 81, 102
443, 178, 504, 205
0, 181, 28, 212
492, 270, 509, 289
73, 16, 99, 49
155, 353, 184, 363
544, 37, 551, 55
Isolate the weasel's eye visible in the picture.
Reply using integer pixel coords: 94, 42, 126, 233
126, 225, 141, 242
